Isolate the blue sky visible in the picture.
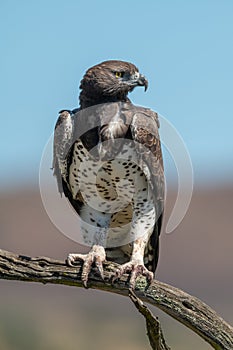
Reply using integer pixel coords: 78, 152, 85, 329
1, 0, 233, 190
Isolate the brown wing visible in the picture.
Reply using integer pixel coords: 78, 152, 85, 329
130, 108, 164, 213
130, 107, 164, 272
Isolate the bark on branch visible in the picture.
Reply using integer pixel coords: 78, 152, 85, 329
0, 249, 232, 350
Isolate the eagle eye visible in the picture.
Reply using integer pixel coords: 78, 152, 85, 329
114, 71, 124, 78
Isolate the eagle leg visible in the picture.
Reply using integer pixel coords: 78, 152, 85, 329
113, 235, 154, 289
67, 245, 106, 288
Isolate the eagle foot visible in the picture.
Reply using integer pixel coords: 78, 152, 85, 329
67, 245, 106, 288
113, 261, 154, 289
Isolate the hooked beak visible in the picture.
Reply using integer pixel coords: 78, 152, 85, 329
137, 74, 148, 91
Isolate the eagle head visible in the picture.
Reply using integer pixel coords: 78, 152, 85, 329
79, 60, 148, 108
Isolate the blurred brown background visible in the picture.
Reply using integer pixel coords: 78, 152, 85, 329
0, 185, 232, 350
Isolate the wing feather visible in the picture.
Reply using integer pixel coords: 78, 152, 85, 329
53, 110, 74, 194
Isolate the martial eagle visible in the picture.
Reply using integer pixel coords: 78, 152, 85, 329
53, 60, 164, 288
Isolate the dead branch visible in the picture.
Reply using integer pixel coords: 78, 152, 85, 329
129, 288, 171, 350
0, 249, 232, 350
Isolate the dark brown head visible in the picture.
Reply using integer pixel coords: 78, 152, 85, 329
79, 60, 148, 108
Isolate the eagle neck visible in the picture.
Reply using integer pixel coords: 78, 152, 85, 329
79, 90, 131, 109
